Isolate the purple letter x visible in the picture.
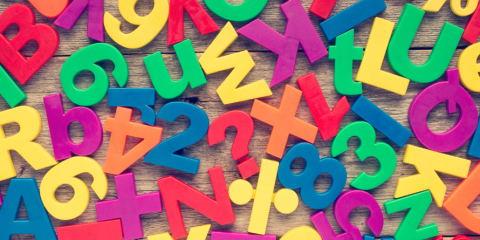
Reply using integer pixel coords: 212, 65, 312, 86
237, 0, 328, 87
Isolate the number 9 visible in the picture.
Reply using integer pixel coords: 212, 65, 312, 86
40, 156, 108, 220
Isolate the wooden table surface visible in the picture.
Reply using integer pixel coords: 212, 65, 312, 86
0, 0, 479, 239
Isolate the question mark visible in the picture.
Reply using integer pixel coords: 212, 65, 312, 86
208, 110, 259, 179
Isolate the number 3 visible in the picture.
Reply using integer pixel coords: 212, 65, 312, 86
331, 121, 397, 190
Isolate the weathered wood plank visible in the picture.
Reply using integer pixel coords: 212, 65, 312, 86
0, 0, 474, 58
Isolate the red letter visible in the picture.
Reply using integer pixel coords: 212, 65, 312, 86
0, 4, 59, 84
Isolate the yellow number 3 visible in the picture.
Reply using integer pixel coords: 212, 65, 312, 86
104, 0, 169, 49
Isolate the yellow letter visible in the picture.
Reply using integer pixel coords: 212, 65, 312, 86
148, 224, 211, 240
0, 106, 56, 181
104, 0, 169, 49
395, 144, 471, 207
199, 22, 272, 105
40, 156, 108, 220
356, 17, 410, 95
458, 42, 480, 92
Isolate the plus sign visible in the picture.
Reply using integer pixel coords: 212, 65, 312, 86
95, 172, 162, 240
250, 85, 318, 158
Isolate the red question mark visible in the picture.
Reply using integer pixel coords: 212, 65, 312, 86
208, 110, 259, 179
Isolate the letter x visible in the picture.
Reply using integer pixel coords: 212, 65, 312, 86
250, 85, 318, 158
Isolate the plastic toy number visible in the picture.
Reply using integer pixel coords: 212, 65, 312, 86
104, 0, 169, 49
331, 121, 397, 190
40, 156, 108, 220
60, 43, 129, 106
278, 142, 347, 209
144, 102, 209, 174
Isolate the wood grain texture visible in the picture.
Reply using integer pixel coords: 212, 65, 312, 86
0, 0, 479, 239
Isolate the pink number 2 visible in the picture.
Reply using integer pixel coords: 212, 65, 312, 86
310, 190, 384, 240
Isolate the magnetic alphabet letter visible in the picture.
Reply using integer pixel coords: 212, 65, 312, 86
387, 4, 463, 83
167, 0, 219, 46
237, 0, 328, 87
297, 73, 350, 141
54, 0, 104, 42
199, 22, 272, 104
44, 93, 103, 160
409, 68, 478, 152
250, 85, 318, 158
158, 166, 235, 239
0, 4, 59, 85
0, 178, 57, 240
0, 106, 56, 181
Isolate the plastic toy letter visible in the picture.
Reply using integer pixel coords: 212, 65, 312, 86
104, 107, 163, 175
395, 145, 471, 207
384, 191, 439, 240
204, 0, 267, 22
458, 42, 480, 92
320, 0, 387, 41
158, 166, 235, 239
0, 178, 57, 240
40, 156, 108, 220
422, 0, 479, 16
96, 172, 162, 240
60, 43, 129, 106
144, 39, 207, 100
167, 0, 219, 46
329, 29, 364, 95
280, 226, 322, 240
311, 190, 384, 239
228, 159, 299, 235
0, 65, 26, 108
148, 224, 211, 240
104, 0, 168, 49
54, 0, 104, 42
444, 162, 480, 234
409, 68, 478, 152
199, 22, 272, 104
278, 143, 347, 209
387, 4, 463, 83
309, 0, 338, 19
108, 88, 156, 125
331, 121, 397, 190
351, 95, 412, 147
44, 94, 103, 160
237, 0, 328, 87
28, 0, 68, 17
0, 106, 56, 181
462, 5, 480, 43
250, 85, 318, 158
356, 17, 410, 95
57, 220, 123, 240
0, 4, 59, 85
212, 231, 277, 240
297, 73, 350, 141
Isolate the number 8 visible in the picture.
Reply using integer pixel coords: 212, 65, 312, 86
278, 142, 347, 209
